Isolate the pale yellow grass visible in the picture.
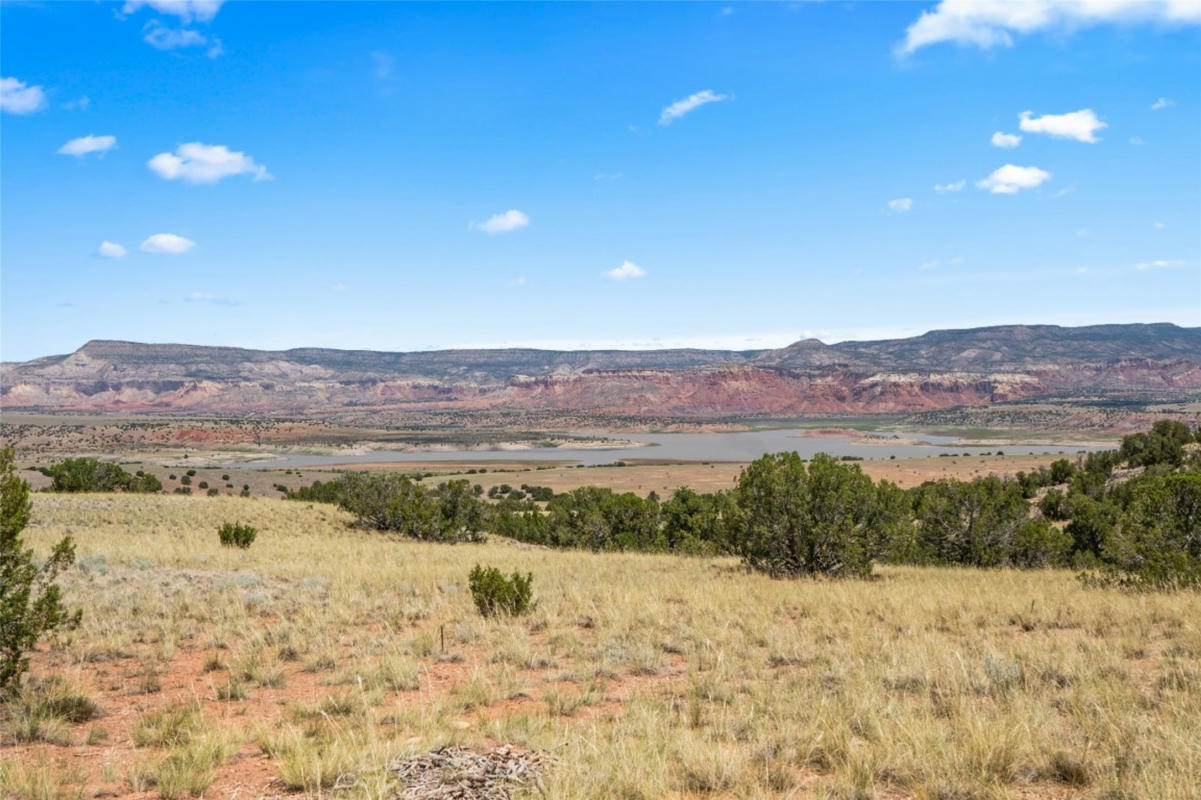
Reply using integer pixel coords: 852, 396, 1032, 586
339, 453, 1074, 496
5, 493, 1200, 799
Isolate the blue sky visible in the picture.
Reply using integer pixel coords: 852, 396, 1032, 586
2, 1, 1199, 361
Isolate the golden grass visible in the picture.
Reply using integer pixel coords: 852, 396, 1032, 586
5, 492, 1201, 799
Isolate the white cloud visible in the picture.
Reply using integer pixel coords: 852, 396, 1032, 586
143, 22, 208, 49
658, 90, 729, 125
123, 0, 224, 23
991, 131, 1022, 148
1154, 221, 1166, 229
977, 164, 1051, 194
934, 179, 966, 192
918, 260, 941, 271
1134, 259, 1185, 270
472, 209, 530, 234
888, 197, 914, 213
58, 134, 117, 158
898, 0, 1201, 54
332, 283, 347, 292
0, 77, 48, 114
64, 96, 91, 111
509, 276, 527, 287
148, 142, 270, 183
593, 171, 624, 181
605, 260, 647, 281
141, 233, 196, 254
1151, 97, 1175, 110
1130, 136, 1146, 146
97, 241, 128, 259
1019, 109, 1107, 143
1050, 185, 1077, 198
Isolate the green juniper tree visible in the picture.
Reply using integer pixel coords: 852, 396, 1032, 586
1, 447, 81, 695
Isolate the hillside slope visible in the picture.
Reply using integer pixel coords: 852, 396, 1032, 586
2, 324, 1199, 416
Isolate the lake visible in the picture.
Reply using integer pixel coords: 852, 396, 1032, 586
243, 428, 1104, 469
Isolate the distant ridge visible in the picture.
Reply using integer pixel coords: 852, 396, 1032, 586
3, 323, 1199, 416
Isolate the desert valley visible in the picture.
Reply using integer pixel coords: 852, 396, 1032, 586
3, 2, 1200, 799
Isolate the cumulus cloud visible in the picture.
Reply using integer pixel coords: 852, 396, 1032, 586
658, 90, 729, 125
991, 131, 1022, 148
1151, 97, 1175, 110
1, 77, 48, 114
1019, 109, 1107, 143
58, 134, 117, 158
605, 261, 646, 281
141, 233, 196, 254
888, 197, 914, 212
898, 0, 1201, 54
934, 179, 966, 192
97, 241, 128, 259
122, 0, 224, 24
471, 209, 530, 234
148, 142, 270, 183
977, 164, 1051, 194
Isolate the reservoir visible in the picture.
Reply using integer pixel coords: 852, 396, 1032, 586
242, 428, 1105, 470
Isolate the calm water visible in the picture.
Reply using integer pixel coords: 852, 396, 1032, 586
242, 429, 1102, 470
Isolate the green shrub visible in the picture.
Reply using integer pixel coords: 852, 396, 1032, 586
913, 476, 1029, 567
333, 473, 486, 542
45, 457, 161, 494
1011, 518, 1072, 568
1, 448, 81, 695
1038, 489, 1071, 521
727, 452, 891, 578
217, 522, 257, 549
468, 565, 534, 617
1092, 473, 1201, 590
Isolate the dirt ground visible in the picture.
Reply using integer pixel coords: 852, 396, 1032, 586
16, 452, 1082, 501
314, 452, 1078, 496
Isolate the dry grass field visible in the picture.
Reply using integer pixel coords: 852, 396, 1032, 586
4, 493, 1200, 799
458, 453, 1081, 496
15, 451, 1077, 500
